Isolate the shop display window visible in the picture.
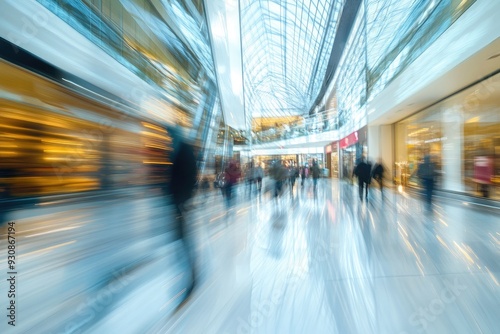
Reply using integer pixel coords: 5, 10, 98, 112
395, 72, 500, 200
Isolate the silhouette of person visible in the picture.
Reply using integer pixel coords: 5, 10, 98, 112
269, 160, 287, 198
371, 158, 385, 198
254, 163, 264, 192
167, 126, 198, 298
289, 164, 299, 194
417, 154, 436, 211
224, 160, 241, 208
246, 161, 255, 196
353, 157, 372, 201
311, 159, 321, 193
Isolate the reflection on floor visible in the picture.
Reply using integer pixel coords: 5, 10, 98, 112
0, 179, 499, 333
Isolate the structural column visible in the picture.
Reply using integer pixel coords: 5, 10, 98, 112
441, 107, 464, 192
368, 124, 394, 184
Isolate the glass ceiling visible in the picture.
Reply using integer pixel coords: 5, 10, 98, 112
365, 0, 437, 98
366, 0, 426, 70
240, 0, 345, 119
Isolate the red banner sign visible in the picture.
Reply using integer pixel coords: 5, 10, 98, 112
339, 131, 358, 149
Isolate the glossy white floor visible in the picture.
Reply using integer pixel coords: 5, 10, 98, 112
0, 179, 499, 333
155, 178, 500, 334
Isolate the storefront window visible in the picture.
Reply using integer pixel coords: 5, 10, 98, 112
395, 72, 500, 200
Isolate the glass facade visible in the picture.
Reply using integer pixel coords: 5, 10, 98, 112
34, 0, 223, 181
36, 0, 216, 119
333, 1, 366, 133
366, 0, 477, 102
240, 0, 345, 119
323, 0, 477, 139
395, 72, 500, 200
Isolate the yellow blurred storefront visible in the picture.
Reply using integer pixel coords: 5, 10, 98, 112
395, 72, 500, 200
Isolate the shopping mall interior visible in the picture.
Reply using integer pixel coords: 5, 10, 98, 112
0, 0, 499, 333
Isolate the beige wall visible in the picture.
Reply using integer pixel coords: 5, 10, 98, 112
368, 124, 394, 185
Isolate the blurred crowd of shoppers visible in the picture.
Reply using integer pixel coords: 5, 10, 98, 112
352, 154, 436, 209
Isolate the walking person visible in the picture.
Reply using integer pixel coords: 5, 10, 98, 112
417, 154, 436, 211
289, 164, 299, 195
254, 162, 264, 193
167, 125, 198, 299
301, 165, 308, 186
371, 158, 385, 199
269, 160, 287, 199
224, 160, 241, 209
353, 157, 372, 201
245, 162, 255, 197
300, 166, 305, 187
311, 160, 321, 193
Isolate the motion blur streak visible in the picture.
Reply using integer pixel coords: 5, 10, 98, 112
0, 60, 171, 198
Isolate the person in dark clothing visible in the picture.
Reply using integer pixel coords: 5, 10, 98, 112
170, 141, 198, 210
254, 163, 264, 192
371, 158, 385, 198
353, 157, 372, 201
289, 165, 299, 195
417, 155, 436, 211
224, 160, 241, 208
246, 162, 255, 196
167, 126, 198, 299
311, 160, 321, 192
300, 166, 307, 186
269, 160, 287, 198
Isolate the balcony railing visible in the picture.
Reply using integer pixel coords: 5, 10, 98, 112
252, 114, 339, 144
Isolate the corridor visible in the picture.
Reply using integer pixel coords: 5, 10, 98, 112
3, 179, 497, 333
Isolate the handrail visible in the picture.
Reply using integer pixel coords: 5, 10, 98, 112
251, 112, 339, 144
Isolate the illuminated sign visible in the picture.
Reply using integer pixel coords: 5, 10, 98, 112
340, 131, 359, 149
